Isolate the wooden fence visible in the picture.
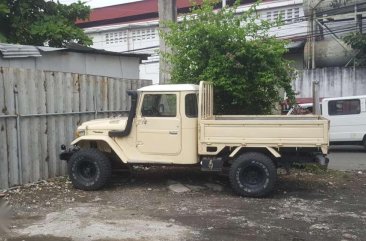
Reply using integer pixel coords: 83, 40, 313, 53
0, 67, 151, 189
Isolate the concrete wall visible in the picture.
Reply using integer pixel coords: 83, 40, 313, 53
0, 51, 141, 79
293, 67, 366, 98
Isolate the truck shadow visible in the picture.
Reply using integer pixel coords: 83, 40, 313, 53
107, 166, 330, 199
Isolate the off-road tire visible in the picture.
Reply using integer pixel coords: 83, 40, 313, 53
229, 152, 277, 197
68, 149, 112, 191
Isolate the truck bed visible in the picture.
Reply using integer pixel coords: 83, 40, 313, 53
200, 115, 329, 145
197, 82, 329, 155
198, 115, 329, 155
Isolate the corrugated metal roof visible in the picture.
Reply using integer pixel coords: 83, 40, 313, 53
0, 43, 149, 60
0, 43, 42, 58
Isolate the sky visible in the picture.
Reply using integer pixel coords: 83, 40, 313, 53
57, 0, 142, 8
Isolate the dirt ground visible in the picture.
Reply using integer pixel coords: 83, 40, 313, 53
1, 167, 366, 241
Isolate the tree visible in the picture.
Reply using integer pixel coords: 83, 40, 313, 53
344, 32, 366, 66
0, 0, 9, 42
161, 0, 295, 114
0, 0, 92, 47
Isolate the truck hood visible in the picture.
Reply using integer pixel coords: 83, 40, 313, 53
78, 117, 128, 131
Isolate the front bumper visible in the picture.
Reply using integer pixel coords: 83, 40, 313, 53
59, 145, 80, 161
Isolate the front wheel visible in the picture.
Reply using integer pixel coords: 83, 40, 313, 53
68, 149, 112, 191
229, 152, 277, 197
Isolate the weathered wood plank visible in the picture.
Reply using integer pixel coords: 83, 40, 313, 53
3, 68, 18, 187
107, 77, 115, 117
87, 75, 96, 121
0, 68, 9, 189
37, 70, 48, 180
100, 76, 109, 118
62, 73, 73, 174
54, 72, 65, 176
28, 69, 41, 182
79, 74, 87, 124
17, 68, 31, 184
72, 74, 81, 130
45, 71, 57, 178
115, 79, 122, 111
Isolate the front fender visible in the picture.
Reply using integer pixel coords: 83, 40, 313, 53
71, 135, 128, 163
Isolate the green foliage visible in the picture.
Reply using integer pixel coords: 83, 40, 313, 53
344, 32, 366, 66
0, 0, 92, 47
0, 0, 9, 42
161, 0, 295, 114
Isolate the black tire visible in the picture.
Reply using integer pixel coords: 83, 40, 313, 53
363, 136, 366, 150
68, 149, 112, 191
229, 152, 277, 197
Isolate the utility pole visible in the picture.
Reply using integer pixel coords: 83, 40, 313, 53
158, 0, 177, 84
309, 0, 325, 115
311, 8, 316, 70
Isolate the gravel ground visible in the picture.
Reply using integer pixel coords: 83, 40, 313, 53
1, 167, 366, 241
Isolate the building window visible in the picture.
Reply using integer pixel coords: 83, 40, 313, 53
105, 30, 128, 45
328, 99, 361, 116
294, 7, 300, 22
280, 10, 285, 21
286, 8, 293, 22
265, 7, 302, 23
132, 28, 156, 42
266, 11, 272, 21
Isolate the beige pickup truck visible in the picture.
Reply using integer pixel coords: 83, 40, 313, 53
60, 81, 329, 197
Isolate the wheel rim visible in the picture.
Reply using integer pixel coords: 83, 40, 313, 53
76, 160, 97, 181
240, 165, 266, 188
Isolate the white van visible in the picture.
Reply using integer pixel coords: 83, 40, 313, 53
287, 95, 366, 148
322, 95, 366, 148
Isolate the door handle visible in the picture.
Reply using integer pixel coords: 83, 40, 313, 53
169, 131, 178, 135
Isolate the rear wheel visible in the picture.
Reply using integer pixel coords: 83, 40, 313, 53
229, 152, 277, 197
68, 149, 112, 191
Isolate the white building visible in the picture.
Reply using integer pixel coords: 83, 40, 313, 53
77, 0, 308, 83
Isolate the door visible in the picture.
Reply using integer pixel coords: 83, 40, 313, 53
136, 93, 181, 155
324, 98, 364, 142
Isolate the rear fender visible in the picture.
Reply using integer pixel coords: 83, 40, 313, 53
229, 146, 281, 159
71, 136, 128, 163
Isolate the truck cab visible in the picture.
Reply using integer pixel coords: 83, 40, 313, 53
61, 82, 329, 197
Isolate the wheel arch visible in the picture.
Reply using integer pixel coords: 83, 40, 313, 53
71, 136, 128, 164
229, 146, 280, 160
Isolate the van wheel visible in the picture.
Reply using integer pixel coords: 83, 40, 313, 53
229, 152, 277, 197
68, 149, 112, 191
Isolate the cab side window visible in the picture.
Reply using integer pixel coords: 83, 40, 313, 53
141, 94, 177, 117
185, 93, 198, 118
